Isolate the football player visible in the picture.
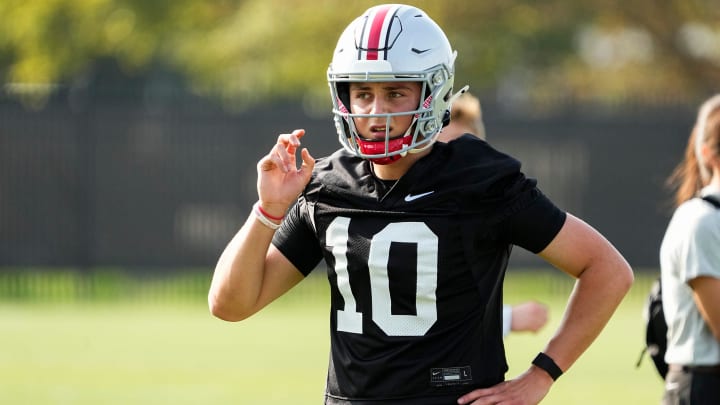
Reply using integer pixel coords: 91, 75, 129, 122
209, 4, 633, 404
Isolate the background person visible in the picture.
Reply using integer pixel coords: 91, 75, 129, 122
439, 91, 487, 141
209, 4, 633, 404
660, 94, 720, 405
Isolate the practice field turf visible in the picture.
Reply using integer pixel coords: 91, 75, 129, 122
0, 271, 663, 404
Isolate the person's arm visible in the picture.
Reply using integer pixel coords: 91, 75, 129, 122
458, 213, 633, 404
533, 214, 633, 374
689, 276, 720, 341
510, 301, 549, 334
208, 129, 315, 322
686, 214, 720, 341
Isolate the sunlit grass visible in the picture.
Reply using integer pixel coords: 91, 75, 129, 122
0, 270, 662, 404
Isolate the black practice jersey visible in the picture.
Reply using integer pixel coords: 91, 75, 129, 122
272, 135, 566, 404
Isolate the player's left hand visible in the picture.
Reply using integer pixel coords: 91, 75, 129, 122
456, 367, 552, 405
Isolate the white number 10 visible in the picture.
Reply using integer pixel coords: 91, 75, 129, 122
326, 217, 438, 336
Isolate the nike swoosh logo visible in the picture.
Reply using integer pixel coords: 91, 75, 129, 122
404, 191, 435, 202
411, 47, 431, 54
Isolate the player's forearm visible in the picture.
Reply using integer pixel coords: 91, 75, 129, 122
542, 258, 633, 373
208, 214, 276, 321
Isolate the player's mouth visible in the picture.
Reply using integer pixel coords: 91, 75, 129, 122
368, 125, 391, 140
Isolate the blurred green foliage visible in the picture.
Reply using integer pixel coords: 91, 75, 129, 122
1, 0, 719, 107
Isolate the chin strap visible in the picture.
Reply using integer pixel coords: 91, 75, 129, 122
360, 134, 410, 164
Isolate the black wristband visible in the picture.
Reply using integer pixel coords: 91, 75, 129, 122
532, 352, 563, 381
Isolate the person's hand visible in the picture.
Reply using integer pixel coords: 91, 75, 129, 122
511, 301, 549, 333
457, 367, 553, 405
256, 129, 315, 217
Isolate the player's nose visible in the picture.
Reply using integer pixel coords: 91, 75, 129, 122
369, 97, 389, 114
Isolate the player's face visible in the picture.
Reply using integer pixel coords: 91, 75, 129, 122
348, 81, 422, 140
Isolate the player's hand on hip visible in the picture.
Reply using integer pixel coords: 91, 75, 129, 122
256, 129, 315, 215
457, 367, 552, 405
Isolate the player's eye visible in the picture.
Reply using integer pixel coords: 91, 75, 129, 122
352, 91, 371, 100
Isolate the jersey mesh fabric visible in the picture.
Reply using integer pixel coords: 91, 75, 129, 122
272, 137, 566, 403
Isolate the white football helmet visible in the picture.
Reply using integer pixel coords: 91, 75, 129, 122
328, 4, 460, 164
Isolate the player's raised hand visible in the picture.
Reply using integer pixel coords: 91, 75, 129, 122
256, 129, 315, 216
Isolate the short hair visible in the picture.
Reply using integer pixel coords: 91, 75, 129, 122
450, 92, 485, 139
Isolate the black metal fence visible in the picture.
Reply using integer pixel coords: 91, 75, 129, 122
0, 86, 695, 271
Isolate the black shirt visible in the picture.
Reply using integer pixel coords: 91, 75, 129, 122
272, 136, 566, 404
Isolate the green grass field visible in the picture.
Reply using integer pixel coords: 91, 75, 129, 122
0, 270, 663, 404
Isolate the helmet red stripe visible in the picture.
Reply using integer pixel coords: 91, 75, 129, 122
366, 5, 392, 60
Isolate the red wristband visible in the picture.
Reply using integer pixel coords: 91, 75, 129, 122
256, 203, 284, 221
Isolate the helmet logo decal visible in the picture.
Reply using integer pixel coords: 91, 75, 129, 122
357, 4, 402, 61
415, 95, 433, 119
336, 97, 349, 114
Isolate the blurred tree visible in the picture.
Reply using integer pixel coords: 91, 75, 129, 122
1, 0, 718, 109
